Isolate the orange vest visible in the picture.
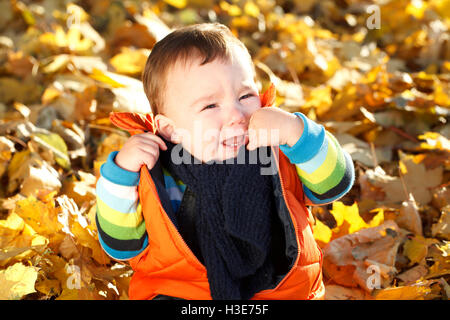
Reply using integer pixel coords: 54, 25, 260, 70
109, 84, 325, 300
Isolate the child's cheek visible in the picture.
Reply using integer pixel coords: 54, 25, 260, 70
245, 99, 262, 120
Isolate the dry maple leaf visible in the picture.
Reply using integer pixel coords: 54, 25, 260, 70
0, 263, 38, 300
323, 220, 408, 292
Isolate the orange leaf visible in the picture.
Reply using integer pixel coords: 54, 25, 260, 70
259, 83, 276, 108
109, 112, 156, 136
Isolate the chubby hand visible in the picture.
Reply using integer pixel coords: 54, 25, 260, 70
115, 132, 168, 172
246, 107, 304, 151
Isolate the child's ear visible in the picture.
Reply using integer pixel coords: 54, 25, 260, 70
154, 114, 181, 144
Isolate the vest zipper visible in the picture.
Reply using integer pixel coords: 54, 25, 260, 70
255, 147, 301, 294
169, 214, 206, 270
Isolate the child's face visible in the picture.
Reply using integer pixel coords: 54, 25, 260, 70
156, 45, 261, 162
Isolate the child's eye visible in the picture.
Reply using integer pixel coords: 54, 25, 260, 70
201, 104, 217, 111
239, 93, 254, 100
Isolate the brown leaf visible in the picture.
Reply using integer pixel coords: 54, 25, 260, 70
323, 220, 407, 292
396, 264, 428, 285
431, 205, 450, 240
396, 193, 423, 236
324, 284, 372, 300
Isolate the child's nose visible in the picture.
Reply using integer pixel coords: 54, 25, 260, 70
224, 103, 246, 127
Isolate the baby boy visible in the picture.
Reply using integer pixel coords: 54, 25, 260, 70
95, 23, 354, 300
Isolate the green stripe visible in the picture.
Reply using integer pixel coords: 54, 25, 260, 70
298, 134, 346, 194
96, 207, 146, 240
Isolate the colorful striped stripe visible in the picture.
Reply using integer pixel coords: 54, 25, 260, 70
279, 112, 354, 203
295, 132, 339, 184
303, 152, 354, 204
96, 178, 139, 213
163, 168, 186, 213
295, 133, 346, 194
96, 207, 146, 240
299, 137, 329, 174
97, 230, 148, 261
96, 197, 143, 227
95, 155, 187, 260
95, 157, 148, 260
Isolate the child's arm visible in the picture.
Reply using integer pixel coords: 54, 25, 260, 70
279, 112, 355, 205
95, 150, 148, 260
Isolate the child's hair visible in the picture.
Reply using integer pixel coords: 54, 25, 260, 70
142, 23, 253, 116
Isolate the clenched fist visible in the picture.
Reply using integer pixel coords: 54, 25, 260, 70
114, 132, 168, 172
246, 107, 304, 151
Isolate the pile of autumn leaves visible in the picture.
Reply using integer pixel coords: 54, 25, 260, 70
0, 0, 449, 300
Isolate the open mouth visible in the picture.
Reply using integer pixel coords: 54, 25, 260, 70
221, 134, 248, 149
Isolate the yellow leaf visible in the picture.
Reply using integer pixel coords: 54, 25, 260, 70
329, 202, 385, 240
41, 85, 62, 103
0, 211, 48, 265
110, 48, 149, 76
430, 0, 450, 19
403, 236, 439, 266
406, 0, 427, 19
312, 218, 332, 247
56, 287, 80, 300
71, 221, 109, 265
7, 150, 30, 179
244, 1, 260, 18
13, 196, 63, 237
39, 25, 93, 54
0, 263, 38, 300
88, 68, 126, 88
434, 82, 450, 107
374, 283, 433, 300
35, 278, 61, 296
418, 132, 450, 151
164, 0, 187, 9
304, 85, 332, 117
32, 132, 70, 170
368, 208, 385, 228
220, 1, 242, 16
331, 202, 367, 235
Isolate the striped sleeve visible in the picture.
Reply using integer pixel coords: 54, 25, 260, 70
95, 150, 148, 261
279, 112, 355, 205
162, 167, 186, 213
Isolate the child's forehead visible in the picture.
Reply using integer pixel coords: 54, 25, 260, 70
169, 44, 251, 74
167, 56, 255, 93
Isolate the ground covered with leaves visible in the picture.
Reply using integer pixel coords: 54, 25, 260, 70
0, 0, 448, 300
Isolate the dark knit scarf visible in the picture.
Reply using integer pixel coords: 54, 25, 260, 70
159, 138, 276, 300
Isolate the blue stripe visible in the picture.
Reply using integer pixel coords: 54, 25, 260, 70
279, 112, 326, 164
296, 136, 329, 173
98, 232, 148, 260
170, 199, 182, 212
164, 174, 182, 189
96, 179, 138, 214
100, 151, 140, 186
166, 186, 183, 199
